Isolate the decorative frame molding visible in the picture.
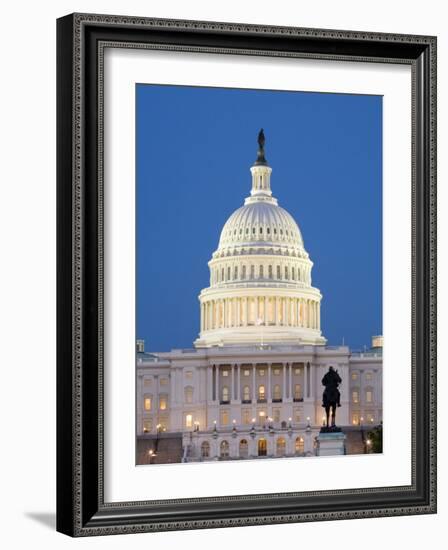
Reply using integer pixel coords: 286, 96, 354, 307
57, 13, 437, 537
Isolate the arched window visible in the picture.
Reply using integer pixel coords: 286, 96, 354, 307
220, 440, 230, 458
250, 265, 255, 278
259, 265, 264, 278
258, 438, 267, 456
285, 266, 289, 279
258, 385, 266, 401
201, 441, 210, 458
221, 268, 224, 281
227, 266, 231, 280
184, 386, 193, 404
268, 265, 273, 279
276, 437, 286, 456
292, 267, 295, 280
234, 265, 238, 280
294, 384, 302, 400
222, 386, 230, 402
243, 385, 250, 402
273, 384, 282, 401
239, 439, 248, 458
242, 265, 246, 279
295, 437, 304, 455
277, 265, 281, 279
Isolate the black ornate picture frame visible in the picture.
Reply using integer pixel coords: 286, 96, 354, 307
56, 13, 437, 537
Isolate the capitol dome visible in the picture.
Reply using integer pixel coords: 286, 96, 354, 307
194, 130, 326, 348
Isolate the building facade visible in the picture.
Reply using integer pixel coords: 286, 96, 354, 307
136, 132, 382, 463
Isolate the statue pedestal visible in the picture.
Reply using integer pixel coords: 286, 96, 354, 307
316, 430, 346, 456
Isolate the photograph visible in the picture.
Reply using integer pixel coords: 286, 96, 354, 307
135, 84, 383, 465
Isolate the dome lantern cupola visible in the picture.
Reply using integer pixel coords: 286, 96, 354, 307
194, 131, 326, 349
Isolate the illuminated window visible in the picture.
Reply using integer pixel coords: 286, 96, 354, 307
366, 372, 373, 381
295, 437, 304, 454
243, 385, 250, 401
273, 384, 281, 400
221, 410, 230, 425
352, 413, 360, 425
184, 386, 193, 404
222, 370, 229, 377
144, 395, 152, 411
242, 409, 251, 424
239, 439, 248, 458
258, 438, 267, 456
366, 390, 373, 403
220, 440, 230, 458
273, 368, 280, 375
258, 369, 265, 376
160, 378, 168, 386
258, 385, 266, 400
185, 414, 193, 428
351, 372, 358, 381
352, 390, 359, 404
273, 408, 281, 423
258, 410, 266, 422
276, 437, 286, 456
243, 369, 250, 377
159, 394, 167, 410
294, 384, 302, 400
222, 386, 230, 402
295, 368, 301, 375
201, 441, 210, 458
159, 416, 168, 431
143, 378, 152, 387
143, 419, 152, 433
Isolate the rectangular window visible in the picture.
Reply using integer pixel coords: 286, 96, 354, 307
242, 409, 251, 425
366, 372, 373, 380
295, 367, 301, 375
366, 390, 373, 403
273, 408, 281, 422
222, 370, 229, 377
160, 377, 168, 386
159, 416, 169, 431
159, 395, 167, 410
258, 369, 265, 376
273, 368, 280, 375
143, 419, 152, 433
143, 378, 152, 387
294, 408, 301, 423
352, 391, 359, 404
352, 413, 360, 425
185, 414, 193, 428
221, 410, 230, 426
351, 372, 358, 381
185, 371, 193, 379
144, 396, 152, 411
243, 369, 250, 377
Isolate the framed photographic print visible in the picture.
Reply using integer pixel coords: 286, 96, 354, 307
56, 13, 437, 536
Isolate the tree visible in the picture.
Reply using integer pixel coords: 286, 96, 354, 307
367, 422, 383, 453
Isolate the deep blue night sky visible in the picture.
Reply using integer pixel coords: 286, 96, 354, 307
136, 84, 382, 352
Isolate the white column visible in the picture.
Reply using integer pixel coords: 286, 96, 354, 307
244, 297, 248, 327
317, 303, 321, 330
236, 298, 240, 327
237, 364, 241, 401
215, 365, 219, 402
264, 296, 268, 324
288, 363, 292, 399
252, 364, 256, 402
207, 365, 213, 402
282, 363, 287, 400
282, 298, 287, 326
268, 364, 272, 401
274, 297, 278, 325
231, 365, 235, 400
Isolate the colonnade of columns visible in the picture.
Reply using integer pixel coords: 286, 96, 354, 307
208, 362, 313, 403
200, 296, 320, 332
